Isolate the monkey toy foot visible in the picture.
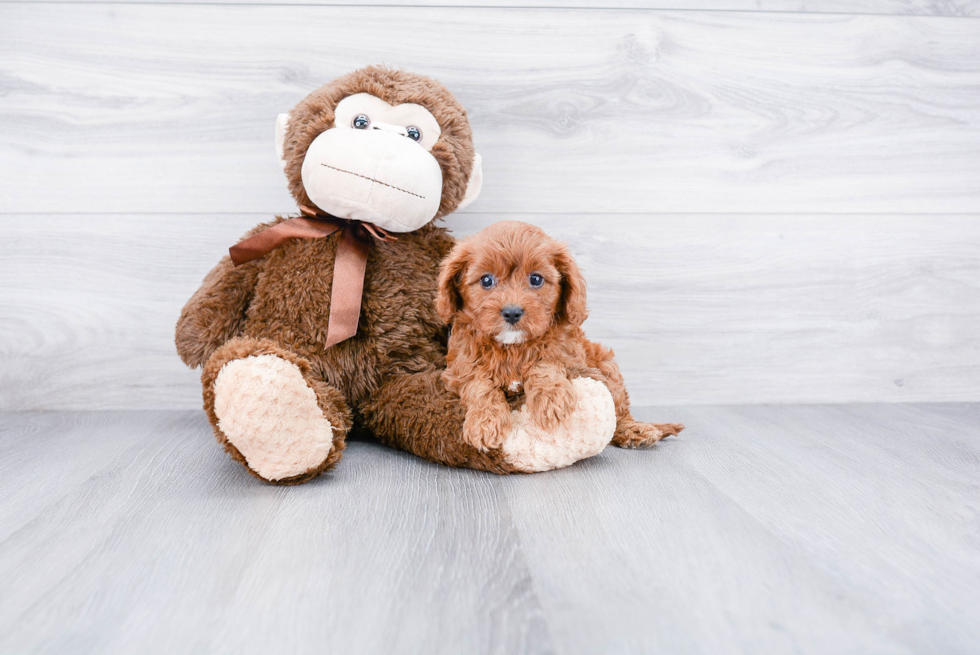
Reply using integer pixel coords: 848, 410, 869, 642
203, 338, 351, 484
500, 377, 616, 473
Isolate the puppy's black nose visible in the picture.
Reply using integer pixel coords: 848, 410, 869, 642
501, 305, 524, 325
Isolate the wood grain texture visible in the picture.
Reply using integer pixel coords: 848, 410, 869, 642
1, 404, 978, 653
0, 412, 552, 654
499, 401, 980, 654
18, 0, 980, 17
1, 5, 978, 215
1, 213, 977, 410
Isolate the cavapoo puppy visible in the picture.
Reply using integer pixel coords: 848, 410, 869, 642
436, 221, 684, 452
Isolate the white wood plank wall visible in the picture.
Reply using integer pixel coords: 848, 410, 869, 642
1, 2, 978, 409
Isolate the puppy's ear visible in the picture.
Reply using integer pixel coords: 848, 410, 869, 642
554, 243, 588, 327
436, 242, 471, 324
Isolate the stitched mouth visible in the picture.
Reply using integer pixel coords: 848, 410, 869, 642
321, 163, 425, 199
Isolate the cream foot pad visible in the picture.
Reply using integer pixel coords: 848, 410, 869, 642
213, 354, 334, 481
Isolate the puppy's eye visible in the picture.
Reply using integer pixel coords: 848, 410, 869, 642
480, 274, 496, 289
406, 126, 422, 142
529, 273, 544, 288
352, 114, 370, 129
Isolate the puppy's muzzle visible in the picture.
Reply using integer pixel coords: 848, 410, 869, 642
501, 305, 524, 325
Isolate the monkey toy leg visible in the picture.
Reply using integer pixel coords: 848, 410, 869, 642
360, 369, 618, 473
201, 336, 352, 484
584, 342, 685, 448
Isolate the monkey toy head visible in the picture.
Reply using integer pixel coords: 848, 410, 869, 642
275, 66, 483, 232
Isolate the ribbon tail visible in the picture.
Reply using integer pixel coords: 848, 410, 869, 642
229, 217, 342, 266
361, 222, 398, 242
324, 228, 370, 348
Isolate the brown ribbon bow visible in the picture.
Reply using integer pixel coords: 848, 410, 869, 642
229, 205, 397, 348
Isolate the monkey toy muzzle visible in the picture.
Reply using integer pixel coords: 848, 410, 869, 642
301, 127, 444, 233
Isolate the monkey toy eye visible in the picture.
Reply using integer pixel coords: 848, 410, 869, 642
352, 114, 370, 129
406, 126, 422, 142
480, 274, 496, 289
529, 273, 544, 288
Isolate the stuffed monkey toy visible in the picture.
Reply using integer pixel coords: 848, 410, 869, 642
175, 66, 636, 484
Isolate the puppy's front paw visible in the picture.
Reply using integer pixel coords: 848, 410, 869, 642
463, 407, 511, 452
612, 421, 685, 449
526, 378, 578, 431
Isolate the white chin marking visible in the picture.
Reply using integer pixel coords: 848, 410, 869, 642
495, 329, 526, 345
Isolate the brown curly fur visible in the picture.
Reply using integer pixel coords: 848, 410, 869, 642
437, 221, 684, 451
176, 67, 521, 482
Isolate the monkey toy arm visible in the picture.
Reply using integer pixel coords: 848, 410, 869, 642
175, 255, 260, 368
359, 368, 521, 473
360, 367, 617, 475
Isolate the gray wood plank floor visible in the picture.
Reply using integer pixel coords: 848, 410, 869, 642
2, 404, 977, 654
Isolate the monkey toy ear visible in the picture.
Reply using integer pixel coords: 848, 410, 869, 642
455, 153, 483, 211
275, 113, 290, 169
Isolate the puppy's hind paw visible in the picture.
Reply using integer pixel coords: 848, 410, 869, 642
612, 421, 685, 449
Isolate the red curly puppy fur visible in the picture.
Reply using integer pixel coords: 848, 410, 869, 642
436, 221, 684, 452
